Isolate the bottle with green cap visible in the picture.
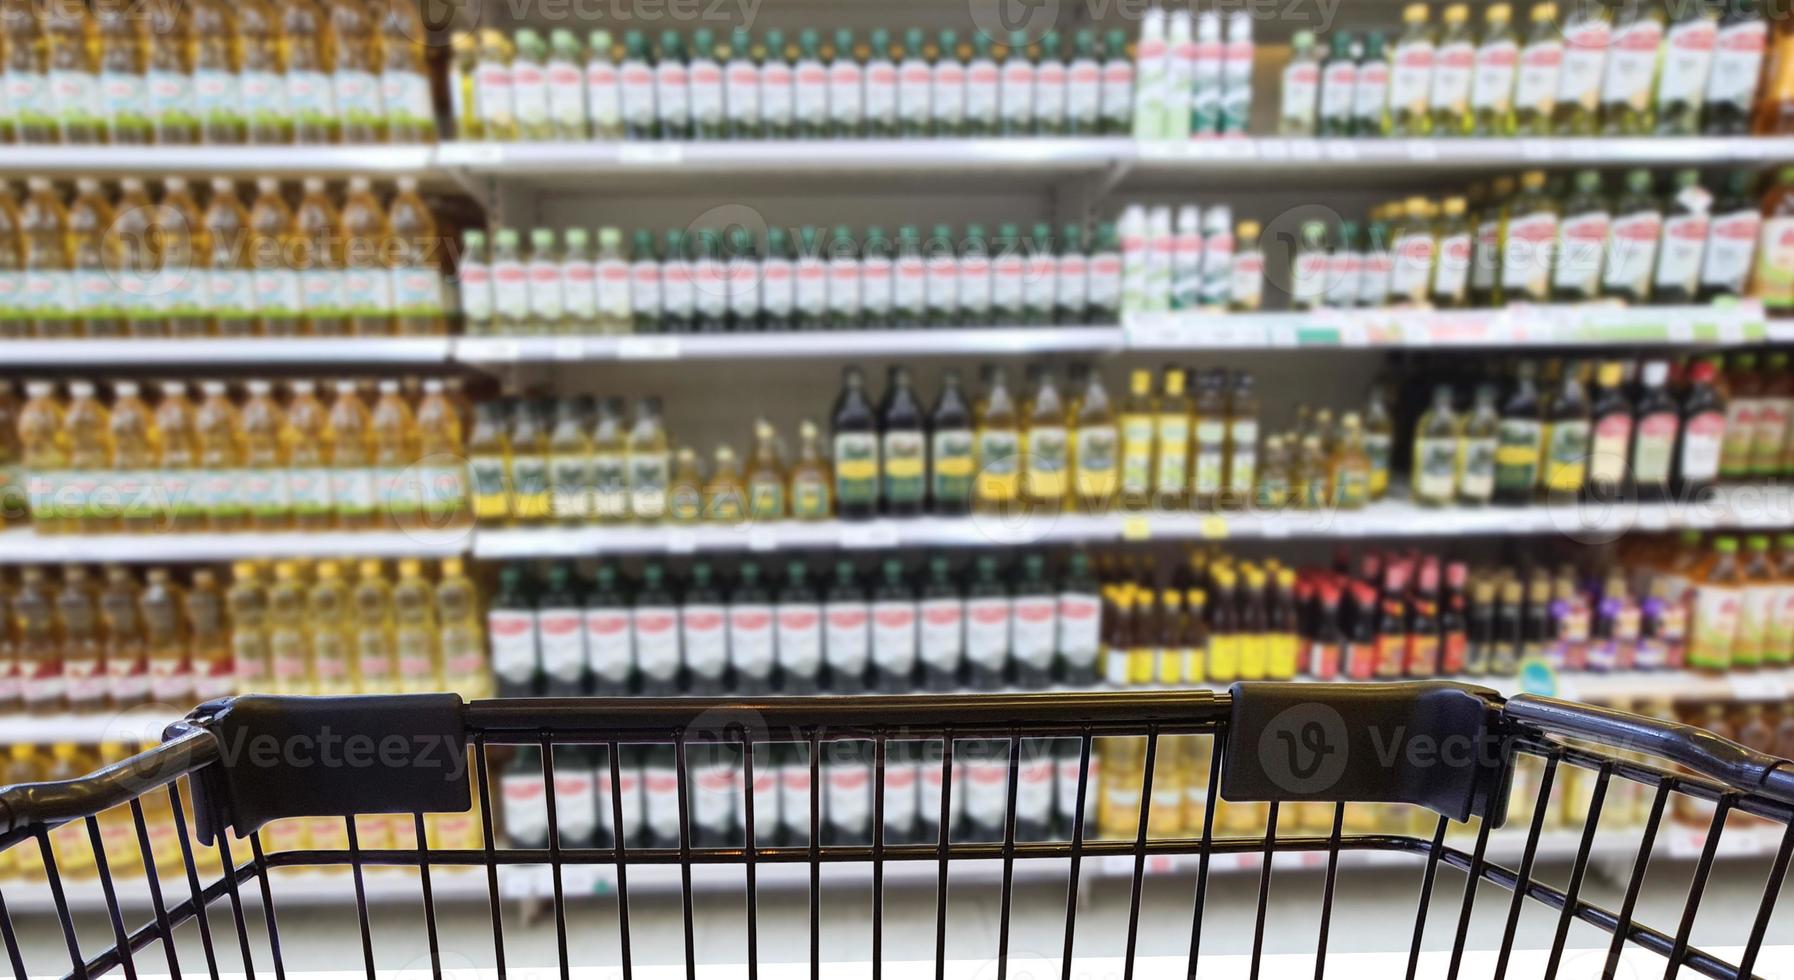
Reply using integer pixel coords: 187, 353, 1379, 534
490, 563, 539, 697
491, 227, 529, 334
595, 226, 631, 334
1034, 32, 1066, 136
777, 560, 822, 692
933, 29, 965, 136
584, 562, 631, 694
654, 30, 690, 139
1023, 223, 1057, 325
1000, 30, 1037, 136
632, 562, 679, 694
871, 558, 917, 692
1100, 29, 1132, 135
459, 229, 493, 335
692, 228, 727, 332
989, 223, 1025, 324
537, 561, 587, 694
661, 228, 693, 332
1278, 29, 1321, 136
619, 30, 657, 140
586, 30, 623, 140
826, 225, 861, 329
794, 226, 827, 330
1318, 32, 1357, 137
891, 226, 926, 326
560, 228, 596, 331
897, 28, 931, 137
512, 29, 552, 140
1600, 168, 1663, 303
1054, 223, 1087, 325
523, 227, 569, 331
829, 28, 865, 137
725, 226, 759, 331
724, 27, 760, 139
966, 32, 1000, 136
546, 29, 587, 140
728, 561, 774, 694
1066, 30, 1101, 135
762, 226, 795, 331
794, 29, 828, 139
964, 555, 1011, 689
959, 224, 993, 326
762, 29, 794, 140
1087, 222, 1121, 323
1352, 31, 1389, 137
1552, 169, 1609, 302
472, 30, 516, 142
862, 226, 894, 328
925, 223, 959, 327
1057, 552, 1101, 684
629, 229, 661, 333
689, 28, 724, 139
866, 28, 897, 137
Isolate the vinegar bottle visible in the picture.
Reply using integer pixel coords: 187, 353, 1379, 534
341, 177, 393, 336
3, 0, 50, 144
56, 566, 105, 713
283, 0, 339, 144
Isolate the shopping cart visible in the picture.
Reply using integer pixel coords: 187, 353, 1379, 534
1, 682, 1792, 980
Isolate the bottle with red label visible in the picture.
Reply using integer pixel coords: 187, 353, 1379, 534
1550, 574, 1591, 670
1654, 169, 1712, 303
1599, 2, 1664, 134
1753, 167, 1794, 310
584, 563, 632, 696
488, 564, 538, 699
919, 557, 965, 691
1706, 0, 1765, 134
1440, 562, 1469, 675
1601, 169, 1663, 303
500, 747, 550, 850
870, 559, 918, 693
632, 563, 680, 696
822, 560, 870, 692
1404, 560, 1441, 677
681, 563, 728, 695
1011, 554, 1058, 689
1701, 170, 1762, 300
777, 561, 823, 694
1552, 170, 1610, 302
1343, 580, 1380, 680
1752, 353, 1793, 478
1656, 1, 1719, 135
1058, 552, 1102, 685
965, 556, 1012, 689
726, 562, 775, 695
537, 561, 587, 697
1720, 353, 1762, 482
1373, 562, 1410, 679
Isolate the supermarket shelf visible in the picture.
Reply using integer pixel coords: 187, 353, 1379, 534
1124, 301, 1768, 350
0, 144, 440, 179
0, 525, 472, 564
454, 327, 1126, 363
1127, 136, 1794, 177
471, 487, 1794, 558
0, 337, 453, 368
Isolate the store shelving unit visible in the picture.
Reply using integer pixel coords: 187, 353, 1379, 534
0, 526, 471, 564
0, 338, 454, 368
0, 144, 439, 179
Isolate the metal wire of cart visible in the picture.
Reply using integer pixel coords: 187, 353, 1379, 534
1, 682, 1792, 980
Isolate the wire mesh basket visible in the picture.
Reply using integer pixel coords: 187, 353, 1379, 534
1, 682, 1791, 980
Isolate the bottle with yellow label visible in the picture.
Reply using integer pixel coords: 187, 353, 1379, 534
1096, 736, 1145, 839
1236, 564, 1269, 680
1191, 369, 1228, 510
1540, 361, 1592, 501
467, 400, 512, 525
1154, 589, 1183, 685
548, 396, 594, 526
787, 419, 832, 520
1119, 369, 1156, 510
1153, 368, 1192, 511
1101, 584, 1134, 686
707, 446, 748, 524
508, 399, 553, 523
974, 366, 1022, 514
745, 418, 788, 521
1207, 565, 1239, 682
1128, 586, 1156, 687
1330, 412, 1372, 509
1073, 366, 1119, 513
1182, 588, 1208, 683
668, 446, 705, 524
1023, 366, 1070, 510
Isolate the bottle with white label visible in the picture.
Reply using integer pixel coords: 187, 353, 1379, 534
959, 224, 993, 326
861, 226, 894, 330
822, 741, 873, 846
964, 556, 1011, 690
640, 744, 680, 848
619, 30, 657, 140
868, 559, 918, 692
933, 28, 966, 136
1000, 29, 1038, 136
1088, 222, 1123, 323
1119, 203, 1149, 316
1656, 2, 1718, 135
1318, 33, 1359, 137
691, 229, 728, 333
777, 562, 824, 693
728, 562, 776, 695
1171, 205, 1203, 310
1428, 4, 1475, 135
865, 28, 898, 138
1352, 31, 1390, 136
966, 32, 1001, 136
1511, 4, 1562, 135
585, 29, 623, 140
1552, 170, 1610, 302
488, 565, 539, 698
500, 748, 550, 849
537, 562, 588, 696
509, 29, 552, 141
1131, 7, 1167, 138
1601, 169, 1663, 303
1502, 169, 1561, 303
1161, 11, 1193, 140
1035, 31, 1068, 136
794, 226, 829, 331
823, 560, 871, 691
915, 558, 964, 690
1064, 30, 1102, 136
1700, 170, 1761, 301
759, 29, 793, 140
526, 228, 565, 334
1102, 28, 1136, 135
632, 564, 680, 695
682, 563, 728, 695
583, 563, 633, 695
660, 228, 693, 334
1279, 30, 1321, 136
1703, 0, 1766, 134
1599, 4, 1664, 134
826, 225, 861, 330
898, 28, 933, 137
828, 28, 865, 138
722, 27, 760, 140
1010, 555, 1058, 689
655, 30, 690, 140
1387, 3, 1436, 136
688, 28, 725, 140
1550, 4, 1609, 135
544, 30, 587, 140
1469, 4, 1518, 136
1189, 14, 1223, 136
725, 226, 760, 332
893, 226, 928, 327
794, 29, 829, 139
1655, 174, 1712, 303
761, 226, 796, 331
1057, 553, 1102, 684
924, 223, 960, 327
1054, 224, 1089, 325
992, 224, 1028, 324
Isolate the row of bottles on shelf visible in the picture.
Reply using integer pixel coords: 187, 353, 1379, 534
1, 0, 436, 145
458, 221, 1125, 337
454, 25, 1141, 143
0, 557, 489, 715
1120, 167, 1776, 317
3, 376, 469, 534
1274, 1, 1774, 139
0, 176, 448, 339
487, 551, 1102, 699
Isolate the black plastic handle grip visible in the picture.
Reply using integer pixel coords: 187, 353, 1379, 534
1504, 694, 1794, 807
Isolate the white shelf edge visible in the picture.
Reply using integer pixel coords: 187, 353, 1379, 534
0, 338, 452, 367
0, 144, 438, 177
454, 327, 1126, 363
0, 526, 472, 564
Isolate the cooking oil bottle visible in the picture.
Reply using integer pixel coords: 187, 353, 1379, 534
1023, 367, 1070, 512
154, 381, 200, 531
283, 0, 338, 144
435, 557, 488, 697
241, 380, 289, 531
109, 179, 160, 337
14, 568, 59, 714
108, 380, 157, 533
194, 381, 244, 531
328, 0, 384, 143
45, 0, 102, 145
100, 565, 147, 706
236, 0, 288, 144
142, 0, 195, 144
626, 397, 669, 523
22, 177, 75, 339
140, 567, 188, 705
308, 560, 355, 696
392, 559, 438, 693
283, 380, 334, 528
467, 401, 511, 524
19, 382, 68, 532
247, 178, 300, 336
296, 178, 347, 336
69, 178, 120, 338
974, 367, 1021, 515
328, 379, 376, 529
45, 745, 99, 878
416, 379, 468, 529
189, 0, 244, 143
227, 561, 272, 694
186, 569, 233, 700
379, 0, 435, 142
388, 178, 442, 335
57, 566, 106, 712
371, 379, 420, 530
204, 178, 255, 336
267, 561, 312, 694
509, 399, 552, 523
351, 559, 396, 693
1073, 367, 1119, 513
158, 178, 209, 337
341, 177, 393, 336
64, 381, 111, 534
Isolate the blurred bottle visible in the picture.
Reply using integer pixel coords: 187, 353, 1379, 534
19, 383, 68, 534
194, 381, 245, 531
21, 178, 75, 339
69, 178, 121, 338
227, 561, 272, 694
141, 567, 190, 705
64, 381, 111, 534
56, 566, 106, 713
44, 745, 99, 878
187, 569, 233, 700
328, 379, 376, 529
392, 559, 439, 693
203, 178, 254, 336
435, 558, 488, 698
416, 379, 469, 529
109, 179, 161, 338
379, 0, 434, 142
189, 0, 244, 143
308, 560, 355, 695
328, 0, 384, 143
296, 178, 347, 336
248, 178, 302, 336
99, 565, 148, 708
45, 0, 102, 144
154, 382, 200, 531
351, 559, 396, 693
388, 178, 442, 335
240, 380, 290, 531
267, 561, 312, 694
107, 381, 157, 534
157, 178, 209, 338
341, 177, 393, 336
283, 0, 337, 143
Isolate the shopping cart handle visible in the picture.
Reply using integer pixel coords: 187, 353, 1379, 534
1503, 694, 1794, 807
0, 727, 219, 839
